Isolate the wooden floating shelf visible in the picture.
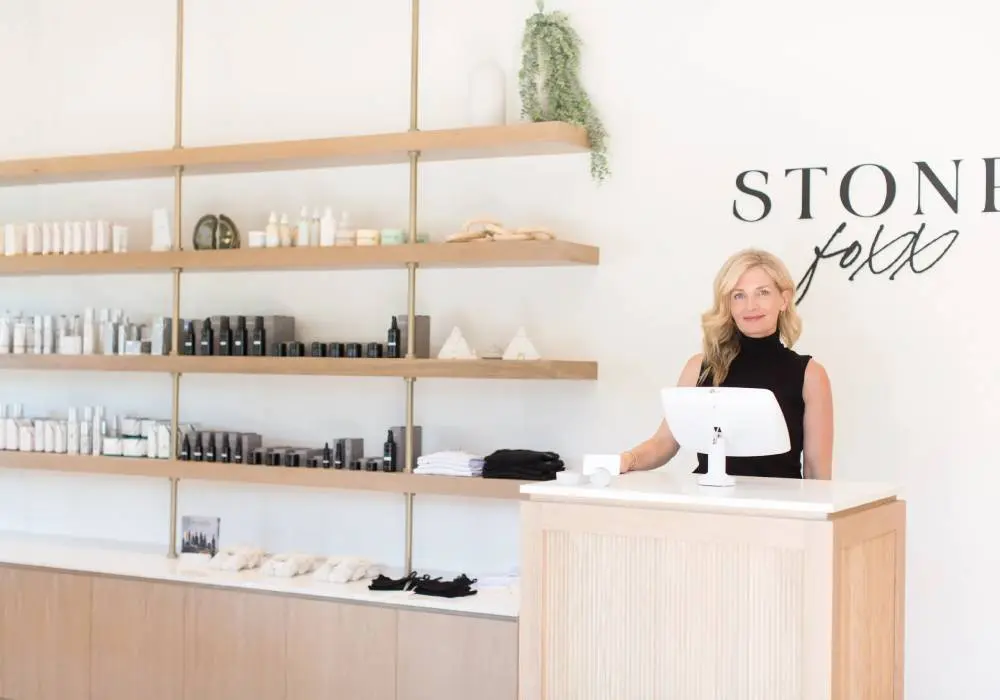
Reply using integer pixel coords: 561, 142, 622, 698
0, 354, 175, 373
0, 241, 599, 277
0, 354, 597, 380
0, 452, 528, 500
171, 356, 598, 380
0, 122, 590, 186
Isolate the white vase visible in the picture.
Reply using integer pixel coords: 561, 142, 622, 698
466, 60, 507, 127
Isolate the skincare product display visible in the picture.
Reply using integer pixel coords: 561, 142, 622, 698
0, 403, 172, 459
0, 309, 172, 356
177, 424, 419, 472
243, 209, 429, 249
437, 325, 540, 361
181, 313, 430, 360
445, 218, 557, 243
0, 219, 129, 256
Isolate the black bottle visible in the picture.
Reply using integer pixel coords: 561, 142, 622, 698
250, 316, 266, 356
179, 434, 191, 461
321, 442, 332, 468
311, 342, 326, 357
218, 317, 233, 356
204, 434, 216, 462
192, 433, 204, 461
198, 319, 214, 356
387, 317, 400, 358
233, 436, 243, 464
182, 320, 196, 356
366, 342, 383, 358
288, 341, 305, 357
220, 433, 232, 463
233, 316, 248, 356
334, 440, 345, 470
383, 429, 397, 472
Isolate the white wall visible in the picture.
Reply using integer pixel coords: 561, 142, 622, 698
0, 0, 993, 696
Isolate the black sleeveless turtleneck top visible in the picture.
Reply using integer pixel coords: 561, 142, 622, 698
694, 331, 811, 479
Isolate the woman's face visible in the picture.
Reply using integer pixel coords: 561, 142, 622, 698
728, 266, 788, 337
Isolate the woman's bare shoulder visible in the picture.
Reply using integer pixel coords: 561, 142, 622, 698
678, 353, 704, 386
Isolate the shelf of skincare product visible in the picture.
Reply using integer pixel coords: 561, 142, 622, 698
0, 220, 129, 256
243, 209, 429, 250
0, 404, 171, 459
177, 425, 416, 473
0, 309, 172, 356
179, 314, 422, 360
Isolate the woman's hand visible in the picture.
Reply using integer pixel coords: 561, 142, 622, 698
619, 451, 636, 474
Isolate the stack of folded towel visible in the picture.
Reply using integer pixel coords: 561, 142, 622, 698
482, 449, 564, 481
413, 450, 484, 477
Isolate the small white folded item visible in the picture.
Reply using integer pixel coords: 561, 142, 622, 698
312, 556, 381, 583
208, 546, 266, 572
261, 552, 321, 578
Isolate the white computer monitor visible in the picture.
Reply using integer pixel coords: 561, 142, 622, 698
660, 386, 790, 487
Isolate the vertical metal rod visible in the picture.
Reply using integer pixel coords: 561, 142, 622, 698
402, 0, 421, 574
167, 0, 185, 559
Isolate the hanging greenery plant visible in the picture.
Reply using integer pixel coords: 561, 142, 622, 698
518, 0, 610, 184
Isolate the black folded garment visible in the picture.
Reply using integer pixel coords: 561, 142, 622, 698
412, 573, 478, 598
368, 571, 418, 591
483, 449, 564, 480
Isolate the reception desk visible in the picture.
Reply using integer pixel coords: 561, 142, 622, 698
518, 473, 904, 700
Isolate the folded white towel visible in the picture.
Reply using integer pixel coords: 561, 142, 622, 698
312, 556, 381, 583
208, 546, 266, 572
261, 552, 321, 578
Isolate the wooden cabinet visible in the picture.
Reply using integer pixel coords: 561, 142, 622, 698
90, 577, 185, 700
0, 568, 92, 700
0, 566, 517, 700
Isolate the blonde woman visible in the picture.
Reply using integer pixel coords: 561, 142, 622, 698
620, 249, 834, 480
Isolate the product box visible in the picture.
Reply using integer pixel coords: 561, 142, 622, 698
395, 314, 431, 358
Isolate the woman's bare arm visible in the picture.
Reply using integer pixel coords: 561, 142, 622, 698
802, 359, 833, 479
620, 354, 703, 472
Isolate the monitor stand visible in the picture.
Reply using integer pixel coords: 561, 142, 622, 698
698, 426, 736, 487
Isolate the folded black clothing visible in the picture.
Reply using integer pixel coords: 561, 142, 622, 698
412, 573, 478, 598
483, 462, 564, 480
484, 449, 561, 468
369, 571, 420, 591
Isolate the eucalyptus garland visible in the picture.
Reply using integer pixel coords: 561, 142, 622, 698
518, 0, 609, 183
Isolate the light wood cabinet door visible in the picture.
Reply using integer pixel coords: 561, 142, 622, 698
90, 577, 185, 700
285, 598, 397, 700
182, 586, 287, 700
396, 611, 517, 700
0, 566, 92, 700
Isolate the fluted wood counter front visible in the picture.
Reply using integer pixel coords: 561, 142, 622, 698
0, 534, 517, 700
518, 473, 905, 700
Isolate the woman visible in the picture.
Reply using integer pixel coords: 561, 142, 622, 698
620, 248, 833, 479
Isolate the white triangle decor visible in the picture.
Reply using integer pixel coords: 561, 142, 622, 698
502, 327, 540, 361
438, 327, 477, 359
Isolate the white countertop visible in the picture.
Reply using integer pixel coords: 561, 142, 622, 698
0, 531, 518, 620
520, 472, 899, 517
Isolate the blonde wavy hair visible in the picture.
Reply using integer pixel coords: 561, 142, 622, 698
699, 248, 802, 386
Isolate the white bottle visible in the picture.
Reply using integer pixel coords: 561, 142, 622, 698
12, 318, 26, 354
79, 422, 91, 455
83, 221, 95, 253
0, 314, 11, 354
82, 308, 95, 355
25, 223, 39, 255
31, 315, 42, 355
71, 221, 84, 254
0, 405, 7, 450
62, 221, 73, 255
310, 209, 321, 246
41, 222, 52, 255
96, 220, 110, 253
296, 207, 311, 247
265, 211, 280, 248
320, 208, 336, 247
67, 408, 79, 454
52, 222, 62, 255
279, 213, 292, 247
54, 421, 66, 453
